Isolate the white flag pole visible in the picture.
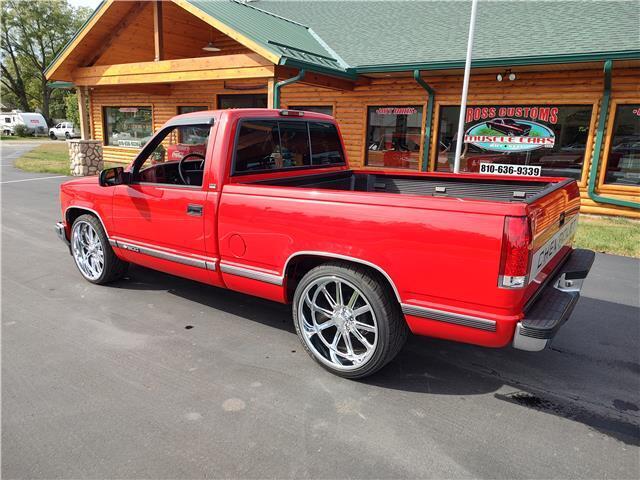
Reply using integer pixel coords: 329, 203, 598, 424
453, 0, 479, 173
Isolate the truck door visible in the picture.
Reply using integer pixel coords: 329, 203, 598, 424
110, 119, 223, 286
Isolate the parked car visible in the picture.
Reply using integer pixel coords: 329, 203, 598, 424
486, 118, 532, 136
49, 121, 80, 140
55, 109, 594, 379
1, 111, 48, 136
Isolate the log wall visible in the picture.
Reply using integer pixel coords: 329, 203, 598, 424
89, 65, 639, 217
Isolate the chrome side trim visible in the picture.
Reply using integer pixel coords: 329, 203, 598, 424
283, 251, 401, 302
205, 261, 217, 271
220, 263, 283, 286
401, 303, 497, 332
113, 239, 216, 270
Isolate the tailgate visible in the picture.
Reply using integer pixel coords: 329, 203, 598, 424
524, 179, 581, 300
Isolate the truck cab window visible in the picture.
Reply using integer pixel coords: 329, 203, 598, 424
135, 125, 210, 186
234, 120, 345, 174
309, 122, 344, 165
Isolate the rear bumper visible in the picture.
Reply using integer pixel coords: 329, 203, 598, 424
513, 248, 595, 351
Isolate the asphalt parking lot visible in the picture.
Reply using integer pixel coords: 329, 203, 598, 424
2, 141, 639, 479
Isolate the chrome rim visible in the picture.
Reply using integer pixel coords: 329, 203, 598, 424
71, 221, 104, 281
297, 276, 378, 371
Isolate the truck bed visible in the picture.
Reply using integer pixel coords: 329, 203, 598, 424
254, 170, 569, 203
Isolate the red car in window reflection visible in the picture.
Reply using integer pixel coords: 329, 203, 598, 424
486, 118, 532, 136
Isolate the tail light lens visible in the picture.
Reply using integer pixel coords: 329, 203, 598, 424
499, 216, 532, 288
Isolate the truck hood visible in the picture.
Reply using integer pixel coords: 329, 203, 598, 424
62, 176, 99, 186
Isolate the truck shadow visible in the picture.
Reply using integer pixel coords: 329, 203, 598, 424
109, 266, 640, 446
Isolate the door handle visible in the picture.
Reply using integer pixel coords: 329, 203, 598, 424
187, 204, 203, 216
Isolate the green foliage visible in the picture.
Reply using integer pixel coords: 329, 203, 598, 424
13, 124, 31, 137
0, 0, 91, 122
64, 93, 80, 126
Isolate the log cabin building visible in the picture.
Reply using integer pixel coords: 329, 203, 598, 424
46, 0, 640, 216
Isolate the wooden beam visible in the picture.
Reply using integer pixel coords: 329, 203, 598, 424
276, 66, 357, 91
85, 1, 149, 67
73, 62, 275, 86
77, 86, 91, 140
74, 53, 271, 80
267, 78, 275, 108
153, 1, 163, 62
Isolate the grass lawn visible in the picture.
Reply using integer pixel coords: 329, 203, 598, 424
574, 215, 640, 258
14, 142, 121, 175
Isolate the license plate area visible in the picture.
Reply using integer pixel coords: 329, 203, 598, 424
530, 215, 579, 283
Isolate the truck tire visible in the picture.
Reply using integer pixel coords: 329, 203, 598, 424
292, 261, 408, 379
70, 214, 129, 285
49, 132, 57, 140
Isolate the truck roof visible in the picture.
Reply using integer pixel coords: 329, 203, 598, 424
165, 108, 335, 129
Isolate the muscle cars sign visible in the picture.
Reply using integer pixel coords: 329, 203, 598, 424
463, 106, 557, 153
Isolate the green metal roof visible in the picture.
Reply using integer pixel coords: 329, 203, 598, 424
257, 0, 640, 70
185, 0, 349, 74
48, 0, 639, 81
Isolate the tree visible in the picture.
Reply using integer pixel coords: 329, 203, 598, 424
0, 0, 90, 123
64, 92, 79, 126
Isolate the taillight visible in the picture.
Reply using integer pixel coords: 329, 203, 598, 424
499, 216, 532, 288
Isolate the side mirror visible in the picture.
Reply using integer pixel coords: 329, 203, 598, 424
99, 166, 128, 187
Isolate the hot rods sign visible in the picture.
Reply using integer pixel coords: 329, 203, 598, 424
463, 105, 557, 153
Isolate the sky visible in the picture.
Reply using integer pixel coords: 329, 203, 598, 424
68, 0, 101, 10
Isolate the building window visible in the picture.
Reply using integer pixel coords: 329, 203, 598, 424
103, 107, 152, 148
217, 94, 267, 109
178, 106, 208, 115
436, 105, 593, 179
366, 106, 423, 170
604, 104, 640, 186
289, 105, 334, 116
233, 120, 344, 174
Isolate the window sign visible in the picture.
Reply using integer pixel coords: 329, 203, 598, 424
604, 104, 640, 186
104, 107, 152, 148
366, 106, 423, 169
436, 105, 593, 179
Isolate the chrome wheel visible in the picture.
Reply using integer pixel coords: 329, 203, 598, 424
297, 276, 378, 371
71, 220, 104, 281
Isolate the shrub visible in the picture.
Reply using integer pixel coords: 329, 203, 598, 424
13, 124, 32, 137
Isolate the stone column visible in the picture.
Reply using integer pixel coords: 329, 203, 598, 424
68, 139, 103, 176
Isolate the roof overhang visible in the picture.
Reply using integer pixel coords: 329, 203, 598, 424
354, 50, 640, 74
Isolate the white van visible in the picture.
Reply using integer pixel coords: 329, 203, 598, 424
1, 111, 48, 136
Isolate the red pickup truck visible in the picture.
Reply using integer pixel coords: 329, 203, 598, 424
56, 109, 594, 378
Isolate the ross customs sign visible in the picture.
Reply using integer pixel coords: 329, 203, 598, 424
463, 106, 557, 153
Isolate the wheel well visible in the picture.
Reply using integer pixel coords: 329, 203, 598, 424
65, 208, 104, 232
284, 254, 400, 304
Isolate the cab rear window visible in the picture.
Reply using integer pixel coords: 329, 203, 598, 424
233, 119, 344, 175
